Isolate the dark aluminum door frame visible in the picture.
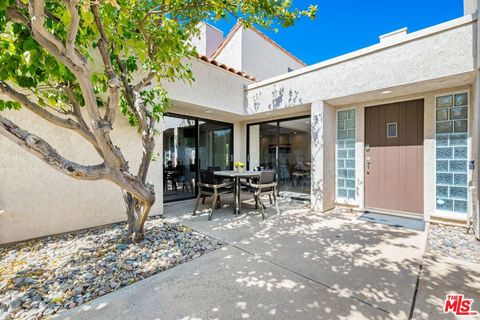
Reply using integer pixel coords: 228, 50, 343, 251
163, 113, 234, 203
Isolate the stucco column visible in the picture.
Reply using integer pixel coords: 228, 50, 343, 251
355, 106, 365, 209
474, 72, 480, 238
311, 100, 336, 212
423, 94, 436, 220
234, 122, 246, 164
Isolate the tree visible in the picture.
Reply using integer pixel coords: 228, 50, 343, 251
0, 0, 316, 242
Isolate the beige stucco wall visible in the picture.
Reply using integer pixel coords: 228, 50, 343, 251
0, 109, 163, 244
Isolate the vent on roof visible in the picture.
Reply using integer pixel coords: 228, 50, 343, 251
379, 27, 408, 44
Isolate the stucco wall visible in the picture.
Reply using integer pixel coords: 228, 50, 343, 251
215, 26, 305, 81
311, 101, 336, 212
214, 28, 243, 72
0, 109, 163, 244
240, 28, 305, 81
246, 16, 477, 114
190, 23, 224, 57
162, 58, 252, 115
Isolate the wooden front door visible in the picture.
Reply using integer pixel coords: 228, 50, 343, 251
364, 99, 424, 214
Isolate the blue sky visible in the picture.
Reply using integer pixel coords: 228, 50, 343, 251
212, 0, 464, 65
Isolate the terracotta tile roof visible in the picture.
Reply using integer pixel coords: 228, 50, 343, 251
198, 55, 257, 81
210, 21, 306, 67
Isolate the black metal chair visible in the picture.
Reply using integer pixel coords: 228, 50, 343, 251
193, 170, 234, 220
245, 170, 277, 220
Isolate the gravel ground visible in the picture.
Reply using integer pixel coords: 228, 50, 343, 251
0, 217, 224, 320
428, 223, 480, 264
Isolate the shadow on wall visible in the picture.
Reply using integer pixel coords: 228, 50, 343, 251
248, 86, 302, 114
310, 111, 324, 211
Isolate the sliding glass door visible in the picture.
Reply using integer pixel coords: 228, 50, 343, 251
162, 115, 197, 202
199, 121, 233, 171
162, 114, 233, 203
278, 118, 311, 195
248, 116, 311, 199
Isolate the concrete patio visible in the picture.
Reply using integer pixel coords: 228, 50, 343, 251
58, 195, 478, 320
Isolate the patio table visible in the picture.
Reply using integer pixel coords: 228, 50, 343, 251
214, 171, 260, 216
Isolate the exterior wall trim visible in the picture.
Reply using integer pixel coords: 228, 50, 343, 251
246, 13, 478, 91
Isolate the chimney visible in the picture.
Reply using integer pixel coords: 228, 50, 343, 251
191, 22, 224, 57
464, 0, 478, 15
379, 27, 408, 44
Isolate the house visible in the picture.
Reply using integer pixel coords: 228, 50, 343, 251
0, 1, 479, 244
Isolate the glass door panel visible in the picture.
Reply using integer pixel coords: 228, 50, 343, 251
278, 118, 311, 196
249, 122, 277, 170
248, 117, 311, 199
162, 116, 197, 202
199, 121, 233, 171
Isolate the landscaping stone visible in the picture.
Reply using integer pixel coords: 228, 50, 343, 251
0, 216, 224, 319
428, 223, 480, 263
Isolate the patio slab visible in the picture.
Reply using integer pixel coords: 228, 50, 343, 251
59, 195, 429, 320
230, 207, 426, 319
412, 252, 480, 319
163, 195, 308, 243
58, 244, 391, 320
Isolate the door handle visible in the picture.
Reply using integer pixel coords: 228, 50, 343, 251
366, 157, 371, 173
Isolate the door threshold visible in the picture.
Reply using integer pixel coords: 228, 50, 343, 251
362, 208, 424, 221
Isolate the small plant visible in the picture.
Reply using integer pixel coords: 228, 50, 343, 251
234, 161, 245, 169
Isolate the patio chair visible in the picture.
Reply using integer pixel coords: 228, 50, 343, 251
193, 170, 234, 220
245, 170, 277, 220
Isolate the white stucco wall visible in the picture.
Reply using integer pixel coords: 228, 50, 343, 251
214, 25, 305, 81
162, 58, 252, 115
0, 109, 163, 244
246, 15, 477, 113
464, 0, 479, 15
191, 22, 224, 57
214, 27, 243, 72
311, 101, 336, 212
240, 28, 305, 81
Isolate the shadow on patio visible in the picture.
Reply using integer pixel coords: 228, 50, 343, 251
60, 196, 436, 319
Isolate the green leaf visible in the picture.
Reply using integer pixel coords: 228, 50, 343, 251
22, 38, 37, 51
82, 11, 94, 28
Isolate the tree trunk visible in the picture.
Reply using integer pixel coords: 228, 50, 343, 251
123, 189, 154, 242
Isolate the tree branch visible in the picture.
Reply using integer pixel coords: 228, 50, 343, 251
0, 81, 102, 155
91, 4, 120, 125
133, 71, 156, 92
63, 85, 89, 128
0, 114, 109, 180
27, 0, 128, 170
63, 0, 80, 60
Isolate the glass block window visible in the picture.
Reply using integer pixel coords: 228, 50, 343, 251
435, 93, 468, 214
337, 109, 356, 201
